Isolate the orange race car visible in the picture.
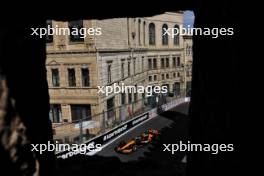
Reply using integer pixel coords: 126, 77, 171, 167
114, 129, 160, 154
140, 129, 160, 144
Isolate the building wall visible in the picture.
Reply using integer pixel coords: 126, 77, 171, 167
145, 12, 184, 49
93, 18, 129, 49
46, 54, 99, 123
183, 35, 193, 83
46, 12, 192, 140
46, 20, 95, 52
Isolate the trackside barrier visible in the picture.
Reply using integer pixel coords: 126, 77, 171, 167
162, 97, 190, 111
56, 97, 190, 159
149, 97, 190, 118
56, 112, 149, 159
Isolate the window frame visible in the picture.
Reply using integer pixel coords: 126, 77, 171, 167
68, 20, 84, 43
81, 68, 90, 87
174, 24, 180, 45
68, 68, 76, 87
148, 23, 156, 45
51, 68, 60, 87
162, 24, 169, 45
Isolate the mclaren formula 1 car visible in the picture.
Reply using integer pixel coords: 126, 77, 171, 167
114, 129, 160, 154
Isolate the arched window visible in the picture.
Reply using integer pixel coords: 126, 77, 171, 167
162, 24, 168, 45
174, 24, 180, 45
138, 19, 141, 45
149, 23, 155, 45
143, 21, 146, 45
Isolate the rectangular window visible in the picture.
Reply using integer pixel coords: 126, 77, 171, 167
68, 69, 76, 87
153, 58, 157, 69
71, 105, 91, 121
162, 74, 165, 80
148, 59, 152, 70
166, 58, 169, 68
121, 62, 125, 78
107, 97, 115, 119
81, 68, 90, 87
154, 75, 157, 81
161, 58, 165, 68
49, 104, 61, 123
51, 68, 60, 87
149, 75, 152, 81
68, 20, 84, 42
177, 57, 181, 67
173, 57, 176, 67
128, 61, 131, 76
121, 93, 126, 105
107, 63, 112, 83
128, 93, 132, 104
134, 85, 137, 102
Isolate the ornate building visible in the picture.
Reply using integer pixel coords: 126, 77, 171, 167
46, 12, 192, 142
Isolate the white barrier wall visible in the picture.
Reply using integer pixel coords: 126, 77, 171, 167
148, 97, 190, 118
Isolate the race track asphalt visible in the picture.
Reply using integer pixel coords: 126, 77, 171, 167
96, 102, 190, 162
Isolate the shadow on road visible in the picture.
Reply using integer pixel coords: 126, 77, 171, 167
55, 105, 189, 176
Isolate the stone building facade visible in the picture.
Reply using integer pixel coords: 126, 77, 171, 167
183, 34, 193, 96
46, 12, 193, 142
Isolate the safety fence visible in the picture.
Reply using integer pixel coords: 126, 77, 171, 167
52, 92, 187, 145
